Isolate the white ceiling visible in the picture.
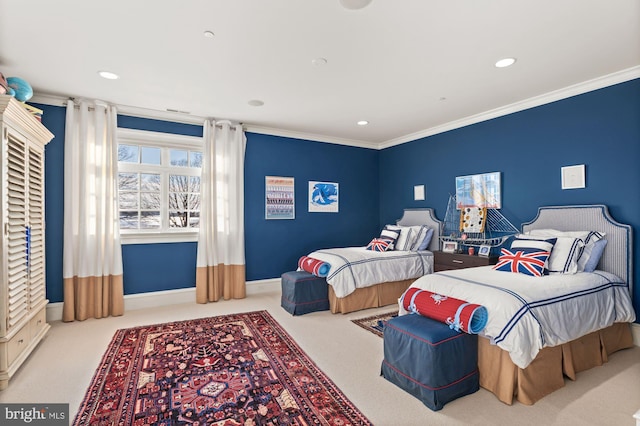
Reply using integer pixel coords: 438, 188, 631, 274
1, 0, 639, 148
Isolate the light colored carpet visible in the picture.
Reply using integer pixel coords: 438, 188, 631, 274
0, 284, 638, 426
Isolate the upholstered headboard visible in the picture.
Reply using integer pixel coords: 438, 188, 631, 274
521, 205, 633, 293
396, 208, 443, 252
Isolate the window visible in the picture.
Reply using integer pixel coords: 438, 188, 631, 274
117, 128, 202, 244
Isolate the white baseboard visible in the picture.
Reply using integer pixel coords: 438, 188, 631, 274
45, 278, 280, 322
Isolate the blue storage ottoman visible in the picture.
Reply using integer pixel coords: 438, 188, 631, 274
281, 271, 330, 315
381, 313, 479, 411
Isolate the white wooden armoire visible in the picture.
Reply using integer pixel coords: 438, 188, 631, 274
0, 95, 53, 390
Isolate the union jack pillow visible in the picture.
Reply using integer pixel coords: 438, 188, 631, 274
366, 238, 393, 252
493, 238, 556, 277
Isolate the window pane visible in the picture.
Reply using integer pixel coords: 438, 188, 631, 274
169, 211, 188, 228
141, 173, 160, 191
140, 193, 160, 209
169, 174, 189, 192
118, 144, 139, 163
141, 146, 161, 165
119, 192, 138, 209
189, 194, 200, 210
120, 211, 139, 229
140, 212, 160, 229
190, 177, 200, 193
170, 149, 188, 167
169, 192, 189, 210
189, 212, 200, 228
119, 173, 138, 191
190, 151, 202, 168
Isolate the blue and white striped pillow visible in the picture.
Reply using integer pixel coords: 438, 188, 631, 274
409, 225, 430, 251
392, 226, 415, 251
380, 225, 401, 250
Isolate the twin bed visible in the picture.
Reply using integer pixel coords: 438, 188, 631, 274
306, 208, 442, 314
302, 204, 636, 405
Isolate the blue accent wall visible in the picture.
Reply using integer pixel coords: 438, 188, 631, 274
39, 104, 66, 304
379, 78, 640, 316
244, 133, 380, 280
35, 78, 639, 319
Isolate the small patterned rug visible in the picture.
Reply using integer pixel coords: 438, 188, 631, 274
74, 310, 371, 425
351, 311, 398, 338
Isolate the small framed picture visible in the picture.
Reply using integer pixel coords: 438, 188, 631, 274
442, 241, 458, 253
478, 245, 491, 257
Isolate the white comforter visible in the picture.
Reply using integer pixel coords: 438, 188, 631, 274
307, 247, 433, 298
399, 266, 636, 369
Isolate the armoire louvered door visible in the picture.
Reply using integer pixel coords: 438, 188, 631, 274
6, 131, 29, 332
0, 95, 53, 390
27, 142, 46, 315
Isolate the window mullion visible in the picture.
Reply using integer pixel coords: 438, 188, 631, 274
160, 147, 170, 231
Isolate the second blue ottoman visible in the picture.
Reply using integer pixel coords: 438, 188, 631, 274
281, 271, 330, 315
381, 313, 479, 411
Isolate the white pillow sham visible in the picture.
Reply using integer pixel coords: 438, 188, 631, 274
410, 225, 431, 251
518, 233, 583, 274
527, 229, 606, 272
392, 225, 423, 251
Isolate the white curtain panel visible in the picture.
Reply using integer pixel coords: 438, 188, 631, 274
62, 99, 124, 321
196, 119, 246, 302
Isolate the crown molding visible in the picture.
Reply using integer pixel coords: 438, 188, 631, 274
244, 125, 378, 149
29, 93, 376, 149
379, 66, 640, 149
29, 66, 640, 151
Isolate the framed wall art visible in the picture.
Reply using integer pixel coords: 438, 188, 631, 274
265, 176, 295, 219
308, 181, 339, 213
561, 164, 586, 189
455, 171, 501, 209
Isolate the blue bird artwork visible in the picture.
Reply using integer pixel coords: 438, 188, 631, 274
312, 183, 337, 205
309, 181, 339, 212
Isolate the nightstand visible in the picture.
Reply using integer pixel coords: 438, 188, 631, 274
433, 251, 498, 272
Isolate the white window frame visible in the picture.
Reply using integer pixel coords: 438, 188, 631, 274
117, 128, 203, 244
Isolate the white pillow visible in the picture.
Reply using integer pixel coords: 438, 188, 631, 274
518, 233, 583, 274
410, 225, 431, 251
527, 229, 606, 272
393, 225, 421, 251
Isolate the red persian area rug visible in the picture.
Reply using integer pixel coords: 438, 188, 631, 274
74, 310, 371, 425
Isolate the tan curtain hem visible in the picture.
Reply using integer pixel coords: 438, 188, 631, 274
196, 264, 246, 303
62, 275, 124, 322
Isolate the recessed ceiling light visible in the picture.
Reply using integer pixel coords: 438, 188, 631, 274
495, 58, 516, 68
203, 30, 215, 38
340, 0, 373, 10
311, 57, 327, 67
98, 71, 119, 80
248, 99, 264, 107
357, 120, 369, 126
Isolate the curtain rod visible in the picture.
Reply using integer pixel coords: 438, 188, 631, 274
65, 96, 243, 128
